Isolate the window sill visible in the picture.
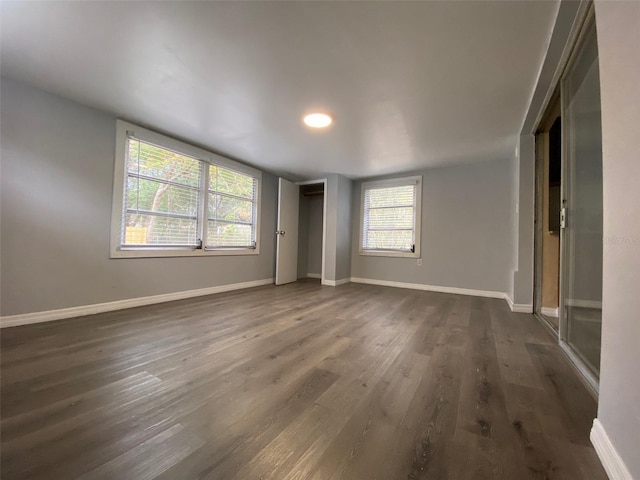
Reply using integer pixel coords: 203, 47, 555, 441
359, 250, 420, 259
110, 247, 260, 259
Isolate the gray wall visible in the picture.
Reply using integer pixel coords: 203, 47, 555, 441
324, 173, 352, 282
0, 78, 277, 316
324, 174, 338, 281
307, 195, 323, 275
514, 134, 535, 306
594, 2, 640, 477
351, 159, 515, 294
335, 175, 352, 281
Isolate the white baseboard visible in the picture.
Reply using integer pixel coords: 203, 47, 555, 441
541, 307, 559, 317
350, 277, 535, 314
351, 277, 505, 299
0, 278, 275, 329
505, 295, 533, 313
322, 278, 350, 287
591, 419, 633, 480
306, 273, 321, 279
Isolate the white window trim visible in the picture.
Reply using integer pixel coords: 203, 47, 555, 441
359, 175, 422, 258
110, 120, 261, 258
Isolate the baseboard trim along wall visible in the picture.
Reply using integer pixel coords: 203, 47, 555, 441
541, 307, 559, 317
505, 295, 534, 314
306, 273, 321, 279
351, 276, 508, 299
0, 278, 275, 329
2, 276, 536, 328
322, 278, 350, 287
590, 419, 634, 480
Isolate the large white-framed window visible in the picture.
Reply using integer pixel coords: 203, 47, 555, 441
110, 120, 261, 258
359, 175, 422, 258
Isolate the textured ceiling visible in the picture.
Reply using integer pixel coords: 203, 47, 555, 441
1, 1, 558, 179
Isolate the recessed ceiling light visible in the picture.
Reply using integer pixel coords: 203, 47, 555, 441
303, 113, 333, 128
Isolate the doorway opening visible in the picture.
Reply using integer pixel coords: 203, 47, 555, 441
534, 95, 562, 333
297, 182, 325, 284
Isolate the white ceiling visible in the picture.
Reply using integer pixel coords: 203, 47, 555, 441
1, 1, 558, 180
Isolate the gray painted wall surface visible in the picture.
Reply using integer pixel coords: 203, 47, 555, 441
351, 159, 515, 294
307, 195, 323, 275
324, 174, 338, 281
514, 134, 535, 305
335, 175, 352, 281
594, 2, 640, 477
323, 174, 352, 282
0, 78, 277, 316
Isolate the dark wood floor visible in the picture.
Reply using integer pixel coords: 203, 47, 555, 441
1, 280, 607, 479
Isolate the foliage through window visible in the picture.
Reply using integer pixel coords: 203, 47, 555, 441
360, 176, 421, 257
112, 121, 260, 257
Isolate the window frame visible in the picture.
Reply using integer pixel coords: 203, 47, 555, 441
110, 120, 261, 258
359, 175, 422, 258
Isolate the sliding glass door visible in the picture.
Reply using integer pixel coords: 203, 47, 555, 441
560, 18, 603, 378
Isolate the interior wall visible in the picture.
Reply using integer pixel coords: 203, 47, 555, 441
335, 175, 352, 281
324, 174, 352, 283
0, 78, 277, 317
593, 2, 640, 477
351, 159, 515, 295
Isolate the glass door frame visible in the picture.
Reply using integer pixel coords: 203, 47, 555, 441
531, 4, 600, 398
557, 6, 600, 395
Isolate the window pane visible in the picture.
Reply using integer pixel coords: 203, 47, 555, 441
207, 221, 253, 247
124, 213, 197, 245
366, 185, 415, 208
365, 230, 413, 250
208, 194, 253, 224
126, 177, 198, 216
367, 207, 414, 230
210, 166, 255, 199
362, 182, 417, 251
207, 165, 257, 249
127, 139, 201, 187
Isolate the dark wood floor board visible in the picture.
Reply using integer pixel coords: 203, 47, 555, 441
12, 311, 357, 477
78, 422, 205, 480
1, 371, 162, 443
157, 367, 340, 480
299, 352, 430, 480
379, 323, 468, 479
490, 303, 547, 391
455, 305, 511, 445
525, 342, 597, 445
1, 281, 606, 479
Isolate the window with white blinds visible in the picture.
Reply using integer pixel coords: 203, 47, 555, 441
360, 176, 422, 257
111, 120, 261, 258
207, 166, 258, 249
124, 138, 202, 247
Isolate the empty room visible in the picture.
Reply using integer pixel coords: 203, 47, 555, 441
1, 1, 638, 479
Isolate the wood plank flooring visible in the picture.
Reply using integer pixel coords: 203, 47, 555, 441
0, 280, 607, 479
